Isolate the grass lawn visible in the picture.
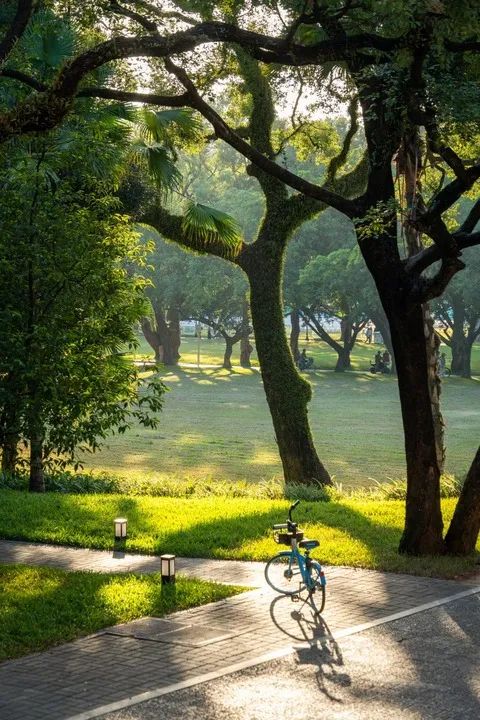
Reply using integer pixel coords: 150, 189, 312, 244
1, 490, 478, 579
132, 334, 480, 374
0, 563, 241, 661
78, 367, 480, 488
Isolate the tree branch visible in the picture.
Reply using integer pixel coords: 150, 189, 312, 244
164, 58, 360, 217
140, 206, 245, 262
460, 199, 480, 234
411, 256, 465, 303
326, 96, 359, 183
78, 86, 190, 105
405, 231, 480, 275
107, 1, 158, 32
0, 0, 34, 67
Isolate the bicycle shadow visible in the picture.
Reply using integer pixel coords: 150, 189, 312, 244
269, 594, 351, 702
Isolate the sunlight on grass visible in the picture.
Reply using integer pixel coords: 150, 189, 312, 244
250, 449, 279, 466
1, 491, 479, 578
77, 366, 480, 488
0, 564, 242, 661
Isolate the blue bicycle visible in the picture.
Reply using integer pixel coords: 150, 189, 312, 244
265, 500, 326, 615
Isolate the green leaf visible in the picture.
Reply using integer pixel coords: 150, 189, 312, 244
130, 139, 182, 195
182, 203, 243, 258
138, 109, 202, 147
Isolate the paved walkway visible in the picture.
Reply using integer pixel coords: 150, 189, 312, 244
102, 594, 480, 720
1, 540, 479, 720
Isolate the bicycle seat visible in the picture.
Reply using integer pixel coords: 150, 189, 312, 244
299, 539, 319, 550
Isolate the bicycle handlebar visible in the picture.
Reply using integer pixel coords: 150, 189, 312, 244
288, 500, 300, 522
273, 523, 288, 530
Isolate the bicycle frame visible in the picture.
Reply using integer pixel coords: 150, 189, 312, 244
275, 538, 325, 591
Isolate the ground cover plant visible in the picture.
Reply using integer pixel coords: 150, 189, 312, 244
71, 368, 480, 488
0, 491, 478, 579
0, 563, 241, 661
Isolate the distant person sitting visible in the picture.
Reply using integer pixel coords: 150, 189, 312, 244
370, 349, 390, 374
298, 349, 314, 370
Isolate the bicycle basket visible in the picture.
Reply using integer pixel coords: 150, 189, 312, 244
274, 531, 304, 546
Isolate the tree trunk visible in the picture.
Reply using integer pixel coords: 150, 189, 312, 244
449, 303, 474, 378
140, 317, 162, 363
398, 129, 445, 470
1, 435, 18, 474
167, 307, 181, 363
290, 309, 300, 363
335, 347, 352, 372
29, 429, 45, 492
153, 305, 178, 366
386, 299, 445, 555
451, 339, 472, 378
223, 337, 234, 370
240, 245, 332, 487
445, 447, 480, 555
240, 298, 252, 368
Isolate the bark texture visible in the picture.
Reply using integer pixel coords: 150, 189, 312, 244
240, 241, 332, 487
445, 447, 480, 555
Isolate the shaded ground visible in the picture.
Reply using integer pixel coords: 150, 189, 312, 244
79, 367, 480, 487
104, 594, 480, 720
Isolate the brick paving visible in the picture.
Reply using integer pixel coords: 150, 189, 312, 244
0, 540, 479, 720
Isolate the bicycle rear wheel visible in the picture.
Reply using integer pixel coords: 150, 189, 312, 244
265, 552, 303, 595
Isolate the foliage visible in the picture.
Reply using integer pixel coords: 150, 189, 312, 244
182, 202, 243, 258
0, 118, 165, 477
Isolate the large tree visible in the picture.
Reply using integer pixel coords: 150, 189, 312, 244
183, 255, 250, 370
297, 247, 370, 371
0, 133, 164, 491
1, 1, 480, 554
433, 246, 480, 378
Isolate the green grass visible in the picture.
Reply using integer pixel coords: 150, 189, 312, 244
77, 367, 480, 488
132, 333, 480, 374
1, 490, 478, 578
0, 563, 241, 661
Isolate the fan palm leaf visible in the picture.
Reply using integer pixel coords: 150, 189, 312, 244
182, 202, 243, 259
130, 138, 182, 195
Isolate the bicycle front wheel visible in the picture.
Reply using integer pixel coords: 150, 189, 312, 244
307, 562, 326, 615
265, 552, 303, 595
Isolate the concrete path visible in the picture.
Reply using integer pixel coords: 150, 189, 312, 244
1, 540, 479, 720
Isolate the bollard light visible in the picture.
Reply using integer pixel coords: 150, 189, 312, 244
114, 517, 128, 540
161, 554, 176, 585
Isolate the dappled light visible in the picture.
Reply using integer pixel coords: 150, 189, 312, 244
78, 368, 480, 487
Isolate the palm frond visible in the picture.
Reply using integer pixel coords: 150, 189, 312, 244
139, 109, 203, 147
130, 138, 182, 195
182, 203, 243, 259
22, 10, 78, 69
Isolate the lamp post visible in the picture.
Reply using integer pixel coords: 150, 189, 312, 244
160, 554, 176, 585
114, 517, 128, 541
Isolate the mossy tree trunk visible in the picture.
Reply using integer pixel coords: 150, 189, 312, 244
289, 309, 301, 364
239, 234, 331, 487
